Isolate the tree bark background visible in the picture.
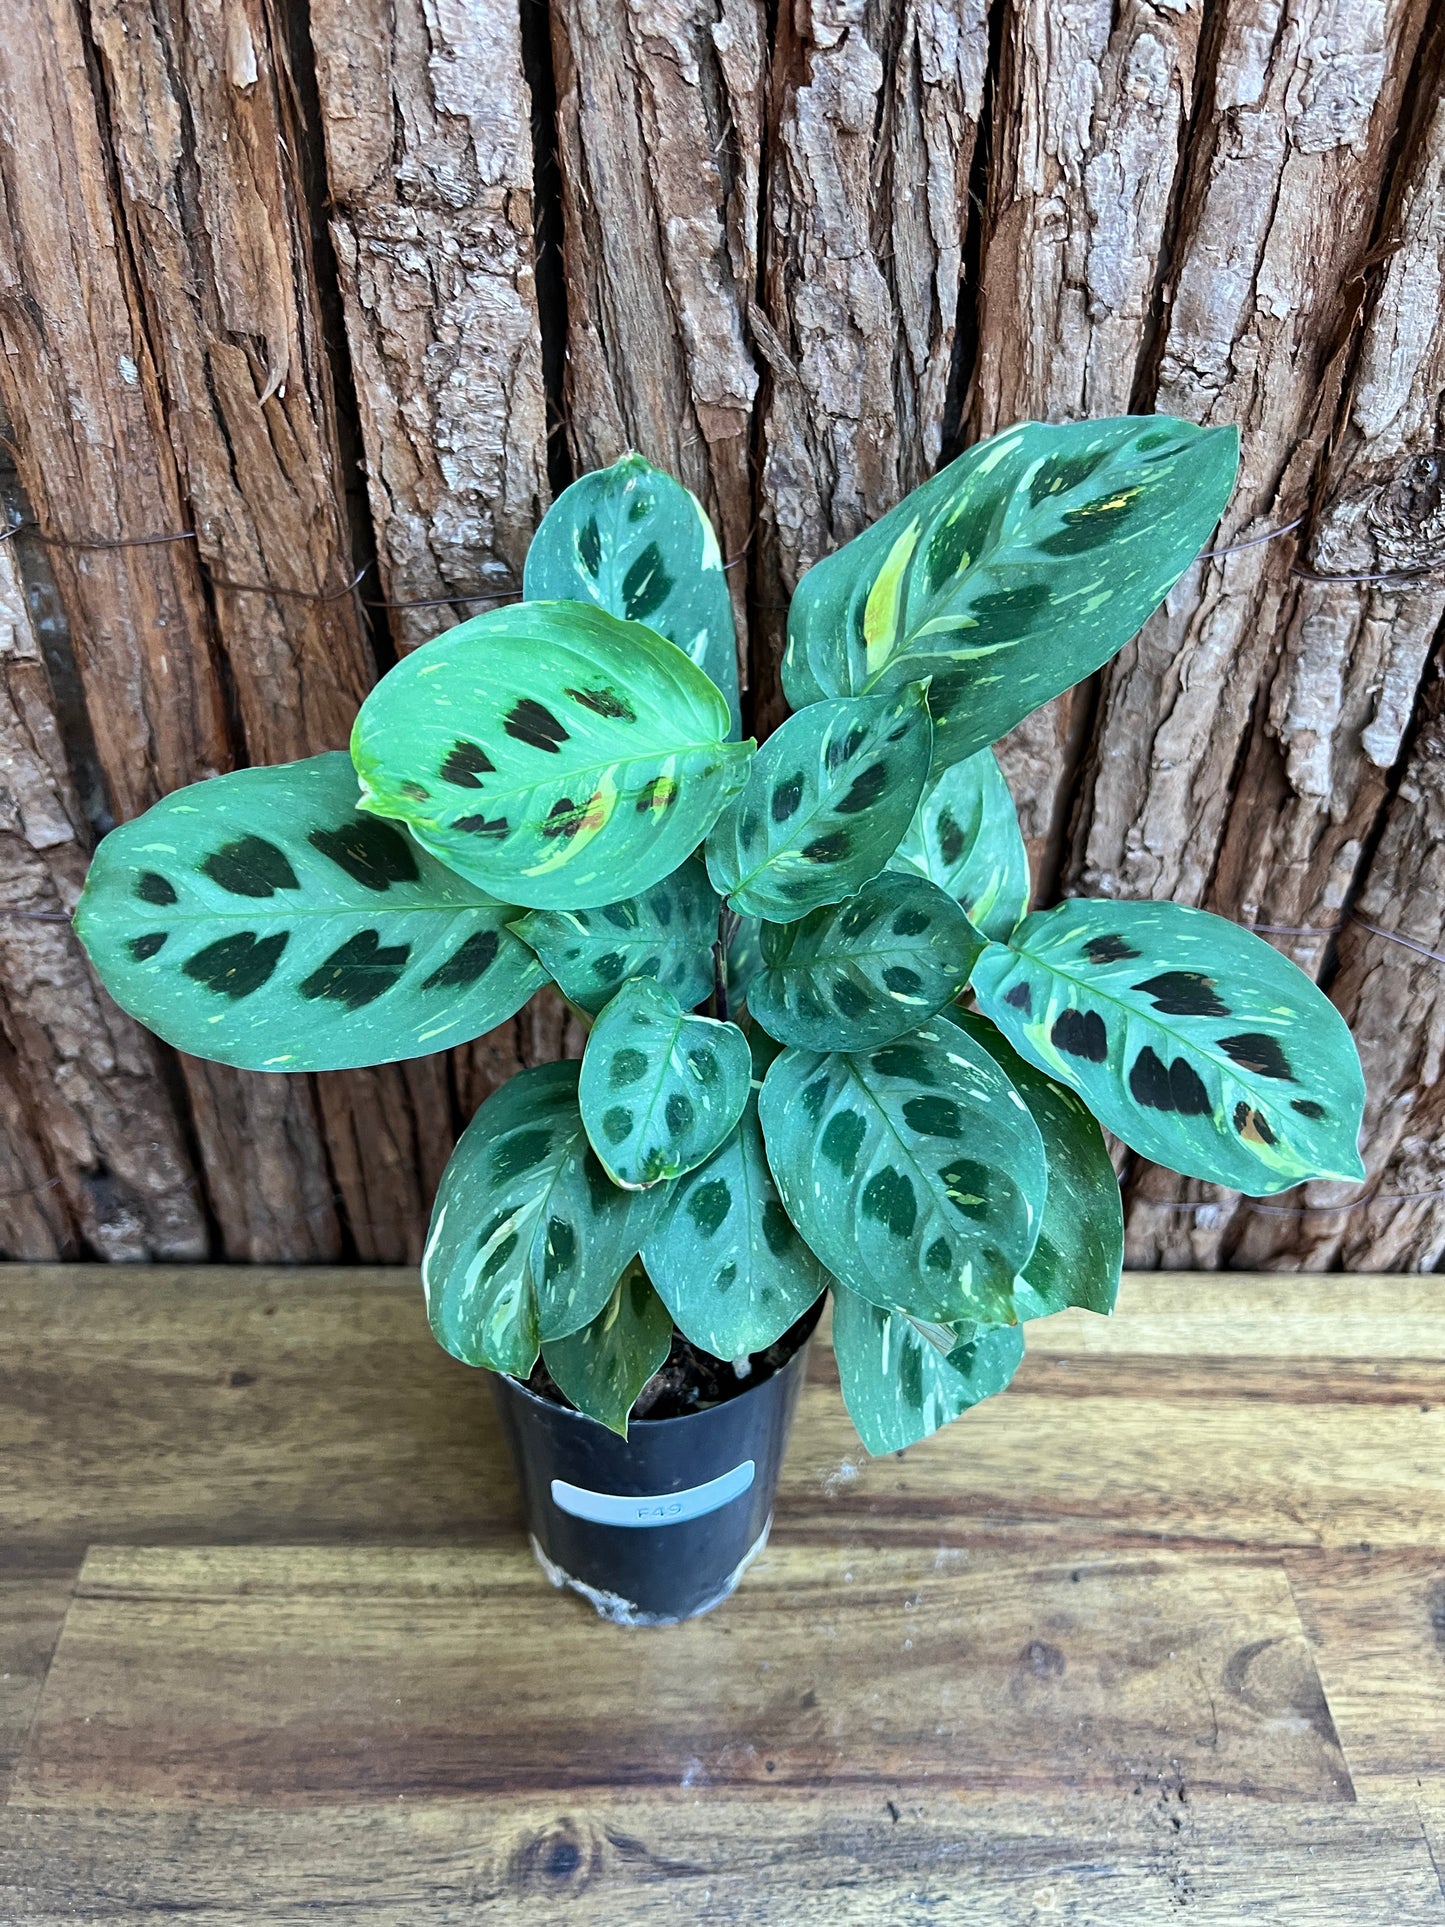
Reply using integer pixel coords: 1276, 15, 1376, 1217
0, 0, 1441, 1270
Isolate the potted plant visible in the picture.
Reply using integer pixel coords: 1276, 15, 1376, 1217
75, 422, 1366, 1624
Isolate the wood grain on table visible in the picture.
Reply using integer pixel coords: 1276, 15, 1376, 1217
1, 1266, 1441, 1924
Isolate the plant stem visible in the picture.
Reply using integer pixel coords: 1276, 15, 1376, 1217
713, 901, 731, 1022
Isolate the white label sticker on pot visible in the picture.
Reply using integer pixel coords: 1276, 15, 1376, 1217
550, 1460, 756, 1528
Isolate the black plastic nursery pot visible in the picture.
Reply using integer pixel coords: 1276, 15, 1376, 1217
491, 1303, 823, 1625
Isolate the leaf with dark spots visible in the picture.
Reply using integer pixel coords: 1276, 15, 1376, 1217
1218, 1032, 1296, 1081
439, 741, 495, 788
183, 931, 289, 1001
1233, 1103, 1277, 1147
971, 897, 1364, 1194
1083, 934, 1140, 965
299, 930, 411, 1012
621, 542, 673, 622
452, 814, 509, 839
1134, 970, 1230, 1017
892, 906, 929, 937
577, 515, 602, 577
75, 751, 545, 1073
421, 929, 498, 990
200, 834, 299, 898
503, 697, 570, 753
760, 1026, 1045, 1329
309, 818, 420, 891
1004, 981, 1031, 1012
830, 1284, 1026, 1454
1128, 1047, 1211, 1116
565, 684, 638, 722
785, 415, 1240, 771
136, 870, 177, 906
579, 977, 749, 1187
831, 978, 872, 1021
882, 965, 923, 996
1051, 1008, 1108, 1062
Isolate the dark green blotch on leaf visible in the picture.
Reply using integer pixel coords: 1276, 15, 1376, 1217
835, 763, 887, 815
421, 929, 498, 990
1292, 1098, 1327, 1121
504, 698, 570, 753
803, 830, 849, 864
200, 834, 299, 899
772, 773, 805, 823
820, 1109, 865, 1176
490, 1129, 552, 1182
183, 931, 288, 1001
1051, 1008, 1108, 1061
1218, 1032, 1295, 1082
309, 818, 419, 892
862, 1165, 916, 1237
621, 543, 672, 622
1135, 970, 1230, 1018
453, 814, 509, 838
439, 741, 495, 788
128, 931, 167, 961
136, 870, 178, 906
1129, 1047, 1211, 1115
300, 930, 411, 1012
902, 1095, 961, 1137
1004, 982, 1032, 1013
1083, 933, 1140, 964
686, 1178, 731, 1238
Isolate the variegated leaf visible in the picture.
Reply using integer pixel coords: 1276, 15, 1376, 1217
946, 1009, 1121, 1319
831, 1283, 1025, 1454
351, 602, 752, 911
579, 977, 751, 1188
889, 750, 1029, 942
757, 1018, 1047, 1326
73, 753, 545, 1071
971, 899, 1367, 1196
704, 684, 932, 922
748, 871, 985, 1052
642, 1065, 829, 1360
724, 912, 764, 1013
512, 856, 720, 1016
523, 452, 742, 738
422, 1061, 666, 1372
541, 1259, 675, 1437
783, 416, 1239, 769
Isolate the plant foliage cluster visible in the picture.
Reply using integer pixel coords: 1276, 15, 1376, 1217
77, 423, 1367, 1452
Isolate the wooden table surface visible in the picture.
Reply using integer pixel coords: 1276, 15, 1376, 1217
0, 1266, 1442, 1924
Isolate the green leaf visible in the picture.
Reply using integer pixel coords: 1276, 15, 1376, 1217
748, 871, 985, 1051
523, 453, 742, 739
422, 1060, 666, 1370
757, 1017, 1047, 1327
970, 899, 1367, 1196
579, 977, 751, 1188
73, 752, 546, 1072
351, 602, 753, 911
540, 1259, 676, 1437
889, 750, 1029, 942
512, 856, 719, 1016
704, 684, 932, 922
643, 1086, 829, 1360
831, 1283, 1025, 1454
945, 1010, 1121, 1318
724, 912, 764, 1012
783, 415, 1240, 769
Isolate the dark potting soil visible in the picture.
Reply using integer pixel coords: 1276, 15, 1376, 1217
521, 1304, 821, 1422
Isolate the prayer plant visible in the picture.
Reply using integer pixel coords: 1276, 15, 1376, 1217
76, 424, 1367, 1453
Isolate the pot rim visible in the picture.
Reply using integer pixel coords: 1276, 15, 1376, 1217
498, 1294, 825, 1436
